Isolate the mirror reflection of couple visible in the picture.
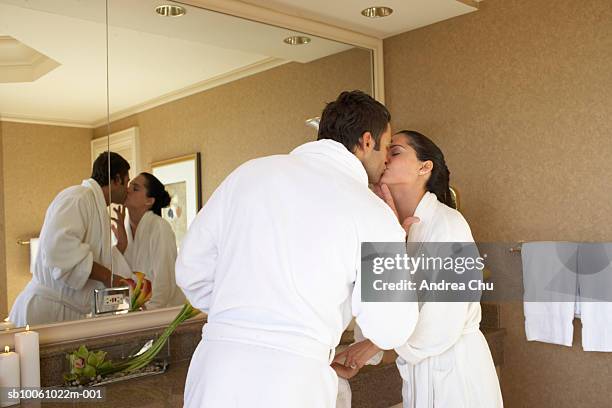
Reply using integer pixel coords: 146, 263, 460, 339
175, 91, 503, 408
10, 153, 184, 326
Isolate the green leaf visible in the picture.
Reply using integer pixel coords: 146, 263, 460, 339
82, 364, 96, 379
99, 361, 112, 371
87, 352, 99, 367
76, 345, 89, 359
95, 351, 107, 364
63, 373, 77, 382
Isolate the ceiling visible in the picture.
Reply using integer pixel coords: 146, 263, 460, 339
0, 0, 352, 126
236, 0, 478, 39
0, 0, 478, 127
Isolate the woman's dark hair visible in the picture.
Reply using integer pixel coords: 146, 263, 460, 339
318, 90, 391, 152
91, 152, 130, 187
140, 172, 171, 216
396, 130, 456, 209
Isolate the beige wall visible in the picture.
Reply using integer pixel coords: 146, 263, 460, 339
0, 123, 6, 317
1, 121, 92, 312
384, 0, 612, 406
94, 48, 372, 202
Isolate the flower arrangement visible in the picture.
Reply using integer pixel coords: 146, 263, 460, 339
64, 303, 201, 385
121, 272, 152, 311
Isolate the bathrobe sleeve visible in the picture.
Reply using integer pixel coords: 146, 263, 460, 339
41, 195, 94, 290
147, 222, 179, 309
351, 210, 420, 350
175, 181, 227, 313
395, 302, 469, 364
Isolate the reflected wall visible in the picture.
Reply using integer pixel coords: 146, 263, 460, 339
96, 47, 371, 203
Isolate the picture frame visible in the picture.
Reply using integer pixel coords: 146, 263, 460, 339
151, 153, 202, 247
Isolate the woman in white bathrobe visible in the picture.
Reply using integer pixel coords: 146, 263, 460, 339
337, 131, 503, 407
113, 172, 185, 309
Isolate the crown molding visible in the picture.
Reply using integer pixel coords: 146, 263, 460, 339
91, 57, 289, 128
0, 114, 93, 128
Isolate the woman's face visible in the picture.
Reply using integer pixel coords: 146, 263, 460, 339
125, 174, 154, 211
380, 134, 429, 187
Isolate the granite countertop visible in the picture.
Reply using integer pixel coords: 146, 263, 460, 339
17, 327, 506, 408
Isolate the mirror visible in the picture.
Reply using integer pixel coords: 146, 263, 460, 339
0, 0, 113, 327
1, 0, 374, 330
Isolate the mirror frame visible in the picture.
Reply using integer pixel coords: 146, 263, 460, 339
0, 0, 385, 347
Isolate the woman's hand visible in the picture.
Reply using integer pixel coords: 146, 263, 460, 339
111, 205, 128, 254
333, 340, 382, 371
331, 362, 360, 379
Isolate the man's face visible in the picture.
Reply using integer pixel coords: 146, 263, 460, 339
361, 123, 392, 183
110, 173, 130, 204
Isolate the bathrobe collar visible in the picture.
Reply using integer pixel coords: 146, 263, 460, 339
291, 139, 368, 186
408, 191, 439, 242
413, 191, 439, 224
127, 210, 155, 244
81, 178, 107, 209
81, 178, 111, 264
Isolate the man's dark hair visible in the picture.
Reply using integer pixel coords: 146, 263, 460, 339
91, 152, 130, 187
317, 90, 391, 152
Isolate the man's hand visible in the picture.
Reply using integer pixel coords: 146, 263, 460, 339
112, 274, 126, 288
111, 205, 128, 253
401, 216, 420, 236
333, 340, 382, 371
372, 183, 420, 235
372, 183, 399, 218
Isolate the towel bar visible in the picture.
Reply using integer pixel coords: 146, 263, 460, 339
509, 241, 524, 253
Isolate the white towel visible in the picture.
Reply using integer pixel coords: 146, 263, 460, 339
577, 243, 612, 352
29, 237, 40, 274
522, 242, 578, 347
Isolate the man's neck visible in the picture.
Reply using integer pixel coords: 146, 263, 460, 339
100, 185, 111, 206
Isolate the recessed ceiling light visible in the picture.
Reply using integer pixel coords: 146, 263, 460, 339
155, 5, 186, 17
283, 36, 311, 45
361, 6, 393, 18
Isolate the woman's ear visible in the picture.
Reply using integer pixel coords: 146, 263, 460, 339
420, 160, 434, 175
146, 196, 155, 209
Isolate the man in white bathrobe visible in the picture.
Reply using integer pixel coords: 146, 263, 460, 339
176, 90, 419, 407
10, 152, 131, 326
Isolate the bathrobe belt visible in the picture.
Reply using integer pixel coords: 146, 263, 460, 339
25, 280, 91, 315
202, 321, 336, 364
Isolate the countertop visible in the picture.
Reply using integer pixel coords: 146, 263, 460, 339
17, 327, 506, 408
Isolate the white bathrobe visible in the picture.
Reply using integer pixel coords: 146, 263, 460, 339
10, 179, 129, 326
176, 139, 419, 408
118, 211, 185, 309
395, 192, 503, 408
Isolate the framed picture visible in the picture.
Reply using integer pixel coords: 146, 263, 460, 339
151, 153, 202, 247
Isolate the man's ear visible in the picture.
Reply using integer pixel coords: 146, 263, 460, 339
359, 132, 373, 152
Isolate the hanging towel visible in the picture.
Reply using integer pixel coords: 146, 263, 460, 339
29, 237, 40, 274
577, 243, 612, 352
522, 242, 578, 346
